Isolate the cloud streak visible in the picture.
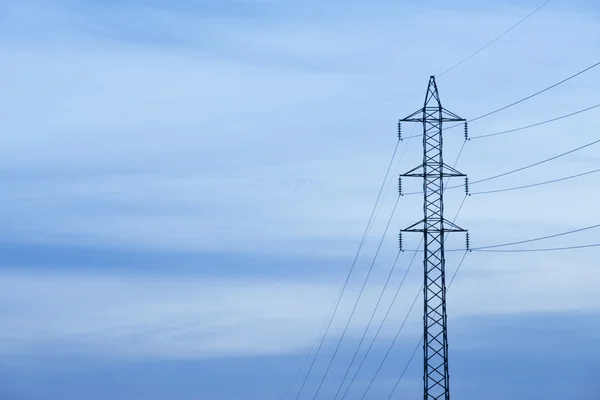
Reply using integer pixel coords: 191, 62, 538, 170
0, 0, 599, 376
1, 249, 598, 362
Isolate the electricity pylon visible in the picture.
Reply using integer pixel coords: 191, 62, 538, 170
397, 76, 467, 400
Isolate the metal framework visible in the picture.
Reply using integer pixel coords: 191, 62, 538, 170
399, 76, 466, 400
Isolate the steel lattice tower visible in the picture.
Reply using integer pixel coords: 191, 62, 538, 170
398, 76, 467, 400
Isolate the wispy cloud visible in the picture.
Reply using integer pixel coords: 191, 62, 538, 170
1, 249, 598, 361
0, 0, 599, 370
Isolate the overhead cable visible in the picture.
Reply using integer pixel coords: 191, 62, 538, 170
307, 127, 420, 400
287, 140, 401, 400
473, 243, 600, 252
308, 196, 401, 400
330, 134, 419, 400
470, 103, 600, 140
459, 60, 600, 126
335, 239, 422, 400
437, 0, 552, 78
469, 138, 600, 185
470, 167, 600, 195
472, 223, 600, 250
280, 306, 338, 399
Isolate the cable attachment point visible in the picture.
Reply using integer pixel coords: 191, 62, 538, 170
465, 232, 471, 251
398, 176, 403, 196
397, 121, 402, 141
464, 177, 470, 196
399, 232, 404, 252
464, 122, 469, 141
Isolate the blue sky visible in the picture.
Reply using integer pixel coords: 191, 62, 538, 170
0, 0, 599, 399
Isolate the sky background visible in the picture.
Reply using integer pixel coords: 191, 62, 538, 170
1, 0, 599, 399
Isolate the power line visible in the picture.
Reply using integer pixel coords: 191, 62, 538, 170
438, 0, 552, 78
388, 335, 422, 399
468, 137, 600, 185
331, 249, 408, 400
473, 243, 600, 252
359, 281, 423, 400
470, 167, 600, 195
281, 307, 337, 399
288, 140, 401, 400
454, 140, 468, 167
448, 250, 470, 288
468, 61, 600, 123
372, 125, 418, 226
330, 128, 418, 400
306, 128, 419, 400
469, 103, 600, 140
309, 196, 401, 400
291, 125, 422, 400
335, 238, 422, 400
472, 223, 600, 250
444, 60, 600, 131
325, 252, 407, 400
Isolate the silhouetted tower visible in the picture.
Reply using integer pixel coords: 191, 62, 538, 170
398, 76, 467, 400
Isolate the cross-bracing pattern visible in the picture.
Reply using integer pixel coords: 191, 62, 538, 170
399, 76, 466, 400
